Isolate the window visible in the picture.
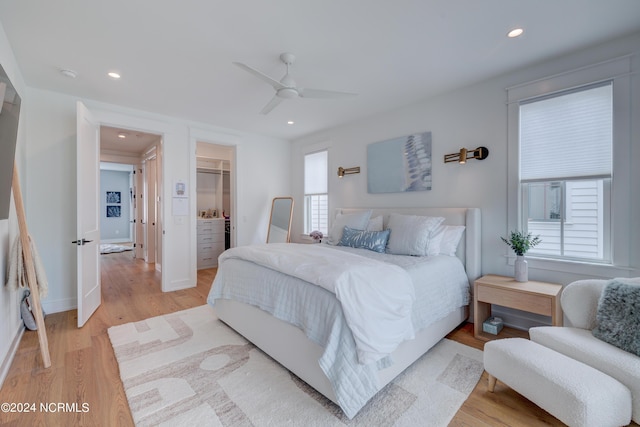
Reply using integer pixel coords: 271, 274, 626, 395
519, 83, 612, 262
304, 150, 328, 235
507, 55, 633, 276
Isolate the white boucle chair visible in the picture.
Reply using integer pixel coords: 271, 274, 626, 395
529, 278, 640, 424
484, 338, 632, 427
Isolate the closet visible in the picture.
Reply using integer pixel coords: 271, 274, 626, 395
196, 152, 231, 269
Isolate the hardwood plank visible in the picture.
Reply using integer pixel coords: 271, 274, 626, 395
0, 251, 636, 426
0, 253, 212, 426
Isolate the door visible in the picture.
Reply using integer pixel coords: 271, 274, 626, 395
144, 157, 156, 263
134, 165, 144, 259
128, 170, 134, 247
76, 102, 101, 327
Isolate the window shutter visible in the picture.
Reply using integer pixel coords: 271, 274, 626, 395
304, 151, 328, 194
520, 83, 612, 182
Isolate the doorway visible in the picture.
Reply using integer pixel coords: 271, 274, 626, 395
99, 126, 163, 275
195, 141, 235, 271
99, 162, 134, 252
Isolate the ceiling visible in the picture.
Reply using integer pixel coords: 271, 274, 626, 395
1, 1, 639, 141
100, 126, 161, 155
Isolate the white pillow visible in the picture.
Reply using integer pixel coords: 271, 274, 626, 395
427, 225, 446, 256
436, 225, 464, 256
386, 214, 444, 256
365, 215, 383, 232
326, 210, 372, 245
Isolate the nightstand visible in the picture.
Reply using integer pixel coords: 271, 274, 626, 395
474, 274, 563, 341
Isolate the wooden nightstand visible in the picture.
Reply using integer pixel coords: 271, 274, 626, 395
474, 274, 563, 341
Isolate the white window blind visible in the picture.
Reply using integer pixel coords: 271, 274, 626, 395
304, 150, 328, 235
520, 83, 612, 182
304, 150, 327, 194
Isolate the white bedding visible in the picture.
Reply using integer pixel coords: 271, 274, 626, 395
217, 243, 415, 364
208, 243, 470, 418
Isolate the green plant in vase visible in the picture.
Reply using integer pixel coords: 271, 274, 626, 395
501, 230, 541, 282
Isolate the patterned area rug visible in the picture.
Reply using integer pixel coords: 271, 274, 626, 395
108, 305, 483, 426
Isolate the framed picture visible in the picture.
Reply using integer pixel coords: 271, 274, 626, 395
367, 132, 432, 193
106, 191, 121, 204
106, 205, 121, 218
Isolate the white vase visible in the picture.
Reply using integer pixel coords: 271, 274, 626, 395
514, 255, 528, 282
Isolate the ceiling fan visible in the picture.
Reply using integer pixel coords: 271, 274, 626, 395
233, 52, 357, 115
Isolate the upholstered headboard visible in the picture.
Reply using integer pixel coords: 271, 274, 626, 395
334, 207, 482, 283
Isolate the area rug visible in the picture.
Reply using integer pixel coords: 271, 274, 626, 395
100, 243, 133, 254
108, 305, 483, 427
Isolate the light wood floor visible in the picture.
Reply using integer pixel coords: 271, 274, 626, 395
0, 251, 635, 426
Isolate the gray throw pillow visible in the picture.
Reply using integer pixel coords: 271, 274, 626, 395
592, 279, 640, 357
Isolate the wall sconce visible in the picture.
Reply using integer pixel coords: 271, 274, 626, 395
337, 166, 360, 178
444, 146, 489, 164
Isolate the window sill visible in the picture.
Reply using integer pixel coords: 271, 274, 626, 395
508, 255, 634, 279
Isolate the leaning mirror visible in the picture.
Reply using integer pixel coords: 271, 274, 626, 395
266, 197, 294, 243
0, 63, 21, 220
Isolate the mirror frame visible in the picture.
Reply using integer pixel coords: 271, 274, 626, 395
0, 63, 21, 220
266, 197, 294, 243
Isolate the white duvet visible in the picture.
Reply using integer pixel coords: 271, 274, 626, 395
218, 243, 416, 364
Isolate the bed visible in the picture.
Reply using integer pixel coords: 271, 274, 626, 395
207, 207, 481, 418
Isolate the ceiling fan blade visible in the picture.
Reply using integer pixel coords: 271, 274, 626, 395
233, 62, 286, 90
298, 88, 358, 99
260, 96, 284, 115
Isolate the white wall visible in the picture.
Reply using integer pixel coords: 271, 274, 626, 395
0, 22, 26, 386
291, 32, 640, 328
21, 89, 290, 311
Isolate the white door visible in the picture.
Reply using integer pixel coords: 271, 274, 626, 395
134, 164, 144, 259
128, 170, 134, 245
76, 102, 101, 327
144, 157, 157, 263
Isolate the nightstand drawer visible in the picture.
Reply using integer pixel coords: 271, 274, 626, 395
477, 285, 552, 316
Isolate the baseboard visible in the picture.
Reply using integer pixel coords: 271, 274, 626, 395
164, 278, 195, 292
41, 297, 76, 314
0, 324, 24, 389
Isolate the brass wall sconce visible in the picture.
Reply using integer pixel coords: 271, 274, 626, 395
337, 166, 360, 178
444, 146, 489, 164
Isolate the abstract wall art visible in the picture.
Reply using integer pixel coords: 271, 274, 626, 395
367, 132, 432, 193
106, 205, 121, 218
106, 191, 121, 204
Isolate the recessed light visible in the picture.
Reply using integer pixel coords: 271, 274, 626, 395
507, 28, 524, 38
108, 72, 121, 79
60, 69, 77, 79
287, 121, 294, 125
118, 132, 126, 139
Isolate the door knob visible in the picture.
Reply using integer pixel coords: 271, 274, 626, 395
71, 238, 93, 246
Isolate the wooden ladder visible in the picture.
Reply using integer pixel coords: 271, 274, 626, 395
12, 161, 51, 368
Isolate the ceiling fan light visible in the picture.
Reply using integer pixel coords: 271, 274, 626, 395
277, 88, 299, 99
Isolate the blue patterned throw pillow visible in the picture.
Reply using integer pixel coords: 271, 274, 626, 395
338, 226, 390, 253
